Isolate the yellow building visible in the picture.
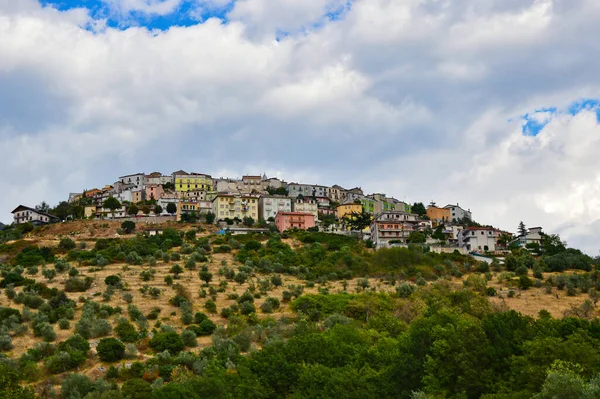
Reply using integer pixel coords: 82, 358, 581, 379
174, 173, 213, 192
212, 194, 259, 221
176, 200, 213, 221
336, 203, 363, 220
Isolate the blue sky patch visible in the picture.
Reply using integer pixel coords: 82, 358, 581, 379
521, 99, 600, 136
39, 0, 234, 30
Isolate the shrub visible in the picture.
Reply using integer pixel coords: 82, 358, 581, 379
0, 334, 13, 351
97, 338, 125, 362
519, 276, 533, 290
115, 320, 138, 342
61, 373, 94, 399
197, 319, 216, 336
58, 318, 70, 330
64, 277, 93, 292
121, 221, 136, 234
149, 332, 184, 354
121, 378, 152, 399
59, 238, 76, 251
396, 283, 417, 298
240, 302, 256, 315
104, 275, 121, 287
205, 300, 217, 314
181, 329, 197, 347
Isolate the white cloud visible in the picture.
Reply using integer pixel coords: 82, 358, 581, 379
3, 0, 600, 254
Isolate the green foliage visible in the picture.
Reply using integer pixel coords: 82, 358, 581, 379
150, 332, 185, 354
97, 338, 126, 362
121, 220, 136, 234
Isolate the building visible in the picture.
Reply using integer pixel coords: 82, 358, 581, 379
258, 196, 292, 221
119, 173, 146, 188
173, 171, 213, 192
275, 212, 316, 232
12, 205, 59, 225
177, 200, 213, 221
214, 178, 238, 193
444, 204, 472, 222
346, 187, 365, 202
146, 172, 173, 186
329, 185, 348, 202
287, 183, 330, 199
131, 188, 145, 204
212, 194, 259, 221
84, 189, 101, 198
84, 205, 127, 219
458, 228, 497, 252
145, 184, 164, 201
237, 175, 266, 193
518, 226, 543, 247
263, 176, 286, 190
156, 196, 179, 215
370, 211, 420, 248
292, 198, 319, 220
336, 202, 363, 220
426, 205, 451, 224
361, 193, 397, 215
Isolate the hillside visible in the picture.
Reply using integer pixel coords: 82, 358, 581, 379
0, 221, 599, 398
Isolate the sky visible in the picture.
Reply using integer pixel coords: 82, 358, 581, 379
2, 0, 600, 254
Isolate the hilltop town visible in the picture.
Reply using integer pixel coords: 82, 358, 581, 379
10, 170, 541, 254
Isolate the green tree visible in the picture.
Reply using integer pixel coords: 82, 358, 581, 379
343, 211, 372, 238
166, 202, 177, 215
205, 211, 216, 224
127, 204, 139, 216
243, 216, 255, 227
408, 231, 426, 244
518, 221, 528, 237
103, 197, 122, 218
121, 221, 136, 234
540, 233, 566, 255
141, 205, 151, 215
122, 378, 152, 399
149, 332, 184, 354
412, 202, 427, 216
154, 205, 163, 215
97, 338, 126, 362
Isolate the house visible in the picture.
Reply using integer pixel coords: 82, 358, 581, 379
329, 185, 348, 202
156, 196, 179, 215
426, 205, 451, 224
346, 187, 365, 202
146, 172, 173, 186
518, 227, 543, 248
292, 198, 319, 220
287, 183, 330, 199
116, 190, 133, 204
12, 205, 59, 225
214, 178, 238, 193
361, 193, 396, 215
370, 211, 420, 248
458, 228, 497, 252
263, 176, 286, 190
85, 205, 127, 219
258, 196, 292, 221
84, 189, 101, 198
131, 188, 145, 204
176, 200, 212, 221
275, 212, 316, 232
212, 194, 259, 221
145, 184, 164, 201
119, 173, 146, 188
237, 175, 267, 193
173, 171, 213, 193
444, 204, 472, 222
68, 193, 83, 204
336, 202, 363, 220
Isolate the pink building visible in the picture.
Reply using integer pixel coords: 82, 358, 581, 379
146, 184, 164, 201
275, 212, 316, 232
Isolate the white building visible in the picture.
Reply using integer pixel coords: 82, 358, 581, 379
444, 204, 472, 222
116, 190, 133, 204
458, 228, 496, 252
518, 226, 543, 247
119, 173, 146, 188
157, 197, 179, 215
258, 196, 292, 221
12, 205, 59, 225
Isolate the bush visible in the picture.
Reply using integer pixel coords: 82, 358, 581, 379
181, 329, 197, 347
61, 373, 94, 399
396, 283, 417, 298
197, 319, 217, 335
115, 320, 138, 342
104, 275, 121, 287
121, 221, 136, 234
519, 276, 533, 290
0, 334, 13, 351
149, 332, 184, 354
59, 238, 76, 251
205, 300, 217, 314
65, 277, 93, 292
58, 318, 70, 330
121, 378, 152, 399
97, 338, 125, 362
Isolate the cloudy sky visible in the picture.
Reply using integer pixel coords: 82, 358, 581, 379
2, 0, 600, 253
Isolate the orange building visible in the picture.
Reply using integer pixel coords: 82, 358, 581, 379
426, 206, 451, 223
275, 212, 315, 232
